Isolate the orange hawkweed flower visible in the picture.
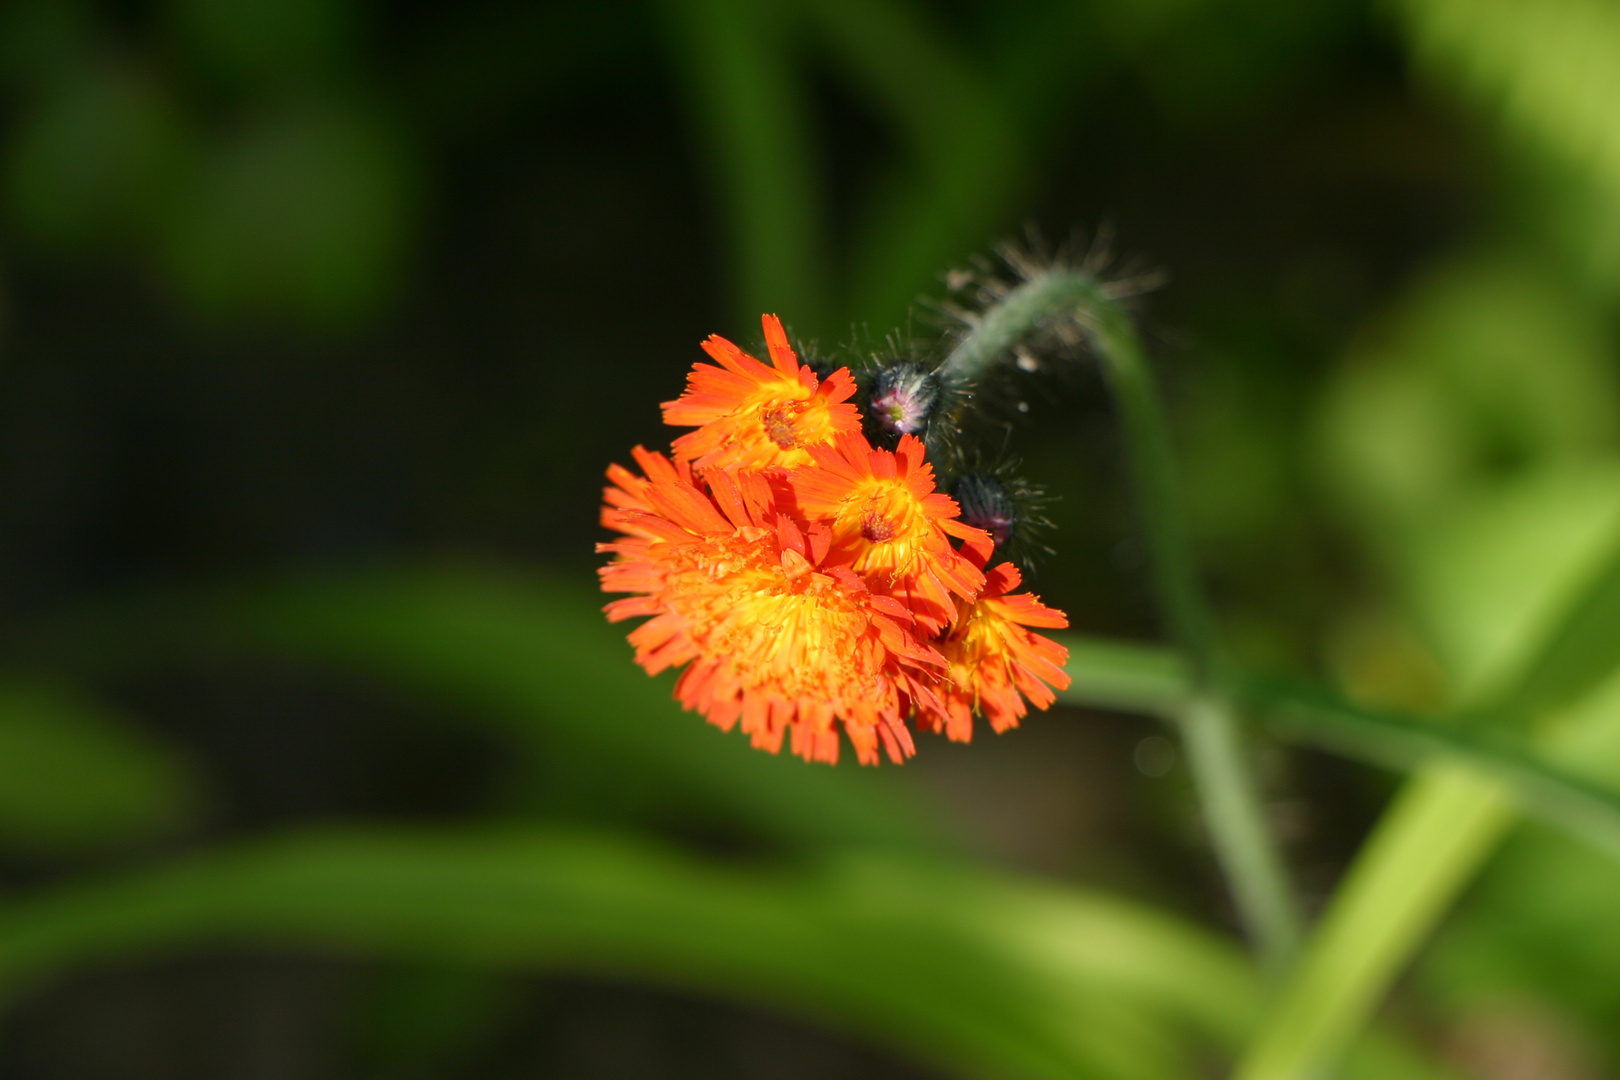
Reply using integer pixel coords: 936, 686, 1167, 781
599, 449, 943, 765
918, 539, 1071, 742
662, 314, 861, 473
789, 431, 989, 633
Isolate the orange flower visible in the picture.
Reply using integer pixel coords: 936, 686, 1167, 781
662, 314, 861, 472
789, 431, 989, 633
599, 450, 943, 765
918, 538, 1071, 741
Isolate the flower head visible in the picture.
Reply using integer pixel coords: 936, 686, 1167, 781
917, 537, 1071, 741
599, 450, 942, 765
602, 311, 1073, 766
790, 431, 989, 633
662, 314, 861, 473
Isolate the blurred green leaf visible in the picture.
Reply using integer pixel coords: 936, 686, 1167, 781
170, 0, 356, 87
660, 0, 829, 335
1050, 633, 1189, 715
1490, 542, 1620, 725
1051, 632, 1620, 872
36, 564, 949, 853
6, 61, 192, 250
1396, 0, 1620, 294
0, 826, 1447, 1080
161, 104, 414, 323
805, 0, 1028, 332
1397, 0, 1620, 225
1315, 254, 1620, 554
235, 566, 946, 852
1238, 458, 1620, 1078
1400, 463, 1620, 702
0, 676, 200, 853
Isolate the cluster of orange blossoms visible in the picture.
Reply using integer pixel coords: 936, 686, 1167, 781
598, 314, 1072, 765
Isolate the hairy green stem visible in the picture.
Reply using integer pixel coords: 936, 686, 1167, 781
945, 271, 1301, 970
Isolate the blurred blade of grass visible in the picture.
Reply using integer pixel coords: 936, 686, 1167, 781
1052, 633, 1620, 876
25, 564, 945, 854
0, 676, 202, 854
660, 0, 830, 335
1050, 634, 1189, 716
1253, 677, 1620, 861
1237, 467, 1620, 1079
1235, 767, 1512, 1080
1396, 0, 1620, 292
35, 553, 1620, 867
1489, 544, 1620, 724
982, 2, 1110, 147
804, 0, 1030, 333
0, 826, 1449, 1080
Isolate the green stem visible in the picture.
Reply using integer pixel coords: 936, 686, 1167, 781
944, 270, 1302, 970
1178, 694, 1303, 973
660, 0, 830, 334
1051, 633, 1620, 867
1233, 767, 1514, 1080
941, 273, 1213, 671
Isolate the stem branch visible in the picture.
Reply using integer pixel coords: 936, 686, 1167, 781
944, 269, 1301, 970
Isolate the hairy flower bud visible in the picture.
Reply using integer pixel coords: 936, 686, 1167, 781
953, 472, 1018, 549
866, 362, 941, 445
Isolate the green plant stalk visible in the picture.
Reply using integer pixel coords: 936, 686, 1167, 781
1052, 634, 1620, 866
802, 0, 1029, 332
945, 271, 1301, 970
1235, 509, 1620, 1077
660, 0, 829, 334
1053, 626, 1620, 1077
1178, 695, 1304, 974
1234, 767, 1513, 1080
940, 273, 1213, 669
1234, 715, 1620, 1079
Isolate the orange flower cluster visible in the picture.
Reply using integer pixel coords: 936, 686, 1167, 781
598, 314, 1071, 765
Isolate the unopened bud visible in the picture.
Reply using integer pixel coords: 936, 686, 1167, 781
868, 363, 940, 440
954, 472, 1017, 549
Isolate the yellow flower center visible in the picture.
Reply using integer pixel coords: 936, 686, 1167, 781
727, 381, 846, 467
829, 479, 933, 578
759, 403, 803, 449
657, 532, 887, 704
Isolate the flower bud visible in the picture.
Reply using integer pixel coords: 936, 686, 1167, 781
953, 472, 1018, 550
866, 362, 941, 444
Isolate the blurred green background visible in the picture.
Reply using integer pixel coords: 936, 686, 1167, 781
7, 0, 1620, 1077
